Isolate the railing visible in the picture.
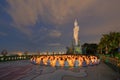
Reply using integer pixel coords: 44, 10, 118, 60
99, 54, 120, 73
0, 54, 64, 62
0, 55, 32, 62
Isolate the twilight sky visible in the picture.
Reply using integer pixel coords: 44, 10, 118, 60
0, 0, 120, 52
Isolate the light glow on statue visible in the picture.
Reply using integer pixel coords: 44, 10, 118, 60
73, 19, 79, 45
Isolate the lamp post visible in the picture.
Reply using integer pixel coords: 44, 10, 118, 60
118, 42, 120, 54
105, 45, 108, 54
100, 47, 102, 54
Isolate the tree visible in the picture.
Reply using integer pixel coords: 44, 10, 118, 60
98, 32, 120, 56
24, 51, 28, 55
1, 49, 8, 56
82, 43, 98, 55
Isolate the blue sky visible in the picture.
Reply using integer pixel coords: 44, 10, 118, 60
0, 0, 120, 52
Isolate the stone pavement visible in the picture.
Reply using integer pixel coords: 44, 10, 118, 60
0, 60, 119, 80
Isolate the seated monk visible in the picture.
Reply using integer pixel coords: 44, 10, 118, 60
74, 58, 79, 67
82, 58, 87, 67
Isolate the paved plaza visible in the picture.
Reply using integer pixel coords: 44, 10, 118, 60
0, 60, 119, 80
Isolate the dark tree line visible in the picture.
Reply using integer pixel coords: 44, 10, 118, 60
98, 32, 120, 56
1, 49, 8, 56
82, 43, 98, 55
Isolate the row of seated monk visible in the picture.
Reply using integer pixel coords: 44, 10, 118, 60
30, 55, 100, 67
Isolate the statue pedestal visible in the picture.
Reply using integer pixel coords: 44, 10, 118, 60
74, 45, 82, 54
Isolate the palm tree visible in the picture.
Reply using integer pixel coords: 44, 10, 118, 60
98, 32, 120, 56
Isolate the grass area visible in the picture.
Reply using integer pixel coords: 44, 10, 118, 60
115, 53, 120, 59
102, 53, 120, 60
100, 53, 120, 73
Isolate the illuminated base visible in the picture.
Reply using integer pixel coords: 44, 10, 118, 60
74, 46, 82, 54
31, 55, 100, 67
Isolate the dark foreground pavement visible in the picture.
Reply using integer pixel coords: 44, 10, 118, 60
0, 60, 119, 80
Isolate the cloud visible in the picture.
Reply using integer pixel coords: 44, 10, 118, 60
6, 0, 38, 36
81, 20, 120, 37
6, 0, 96, 35
4, 0, 120, 50
92, 0, 120, 17
81, 21, 120, 44
79, 0, 120, 41
49, 30, 61, 37
0, 32, 7, 36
